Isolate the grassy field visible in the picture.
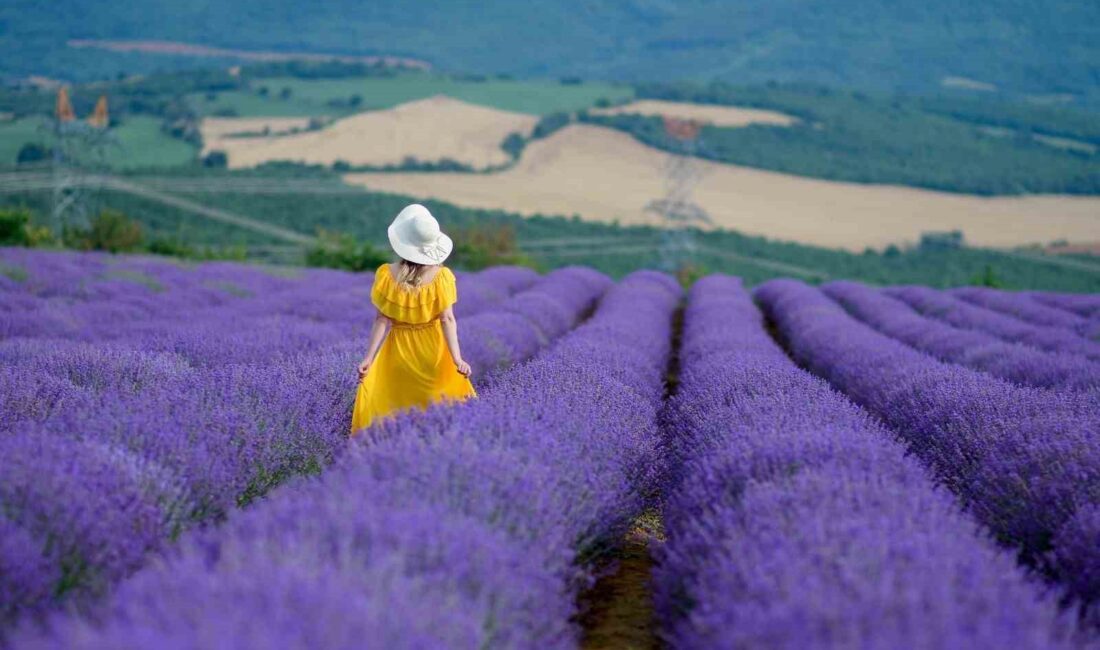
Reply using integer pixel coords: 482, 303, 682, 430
188, 73, 634, 117
0, 116, 197, 169
102, 116, 198, 169
0, 117, 46, 165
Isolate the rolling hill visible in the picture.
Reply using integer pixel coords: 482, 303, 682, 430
344, 123, 1100, 251
1, 0, 1098, 105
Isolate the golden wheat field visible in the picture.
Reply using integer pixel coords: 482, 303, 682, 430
200, 96, 537, 170
589, 99, 797, 127
345, 124, 1100, 250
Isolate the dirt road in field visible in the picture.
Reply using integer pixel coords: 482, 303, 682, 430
344, 124, 1100, 250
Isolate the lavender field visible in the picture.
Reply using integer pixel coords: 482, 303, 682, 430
2, 248, 1098, 648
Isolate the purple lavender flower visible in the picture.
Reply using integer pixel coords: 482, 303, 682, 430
824, 281, 1100, 391
757, 278, 1100, 618
0, 249, 580, 632
13, 271, 679, 648
658, 275, 1078, 648
886, 285, 1100, 362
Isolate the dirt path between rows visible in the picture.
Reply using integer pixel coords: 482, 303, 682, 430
578, 513, 665, 650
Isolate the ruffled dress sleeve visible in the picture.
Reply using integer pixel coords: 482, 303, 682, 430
371, 264, 457, 324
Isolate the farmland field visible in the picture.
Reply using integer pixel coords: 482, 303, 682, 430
0, 116, 198, 169
2, 247, 1098, 647
589, 99, 798, 127
202, 96, 538, 169
345, 124, 1100, 250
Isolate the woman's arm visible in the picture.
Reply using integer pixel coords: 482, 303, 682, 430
439, 305, 471, 377
357, 308, 392, 378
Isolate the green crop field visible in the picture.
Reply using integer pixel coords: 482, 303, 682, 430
0, 116, 197, 169
0, 117, 48, 165
188, 73, 634, 117
102, 116, 198, 169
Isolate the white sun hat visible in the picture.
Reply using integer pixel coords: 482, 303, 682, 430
387, 203, 454, 265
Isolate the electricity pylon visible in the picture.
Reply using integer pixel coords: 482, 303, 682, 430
46, 89, 114, 234
644, 117, 712, 272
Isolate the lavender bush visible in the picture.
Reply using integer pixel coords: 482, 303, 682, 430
14, 271, 680, 649
756, 279, 1100, 618
1028, 291, 1100, 320
822, 281, 1100, 391
0, 249, 601, 632
952, 286, 1100, 340
886, 285, 1100, 363
658, 275, 1079, 647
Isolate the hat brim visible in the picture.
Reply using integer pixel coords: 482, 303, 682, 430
388, 223, 453, 265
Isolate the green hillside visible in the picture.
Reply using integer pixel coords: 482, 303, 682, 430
586, 82, 1100, 195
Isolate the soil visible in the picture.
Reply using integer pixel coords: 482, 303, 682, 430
578, 513, 665, 650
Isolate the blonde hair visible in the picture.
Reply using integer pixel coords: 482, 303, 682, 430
394, 259, 434, 289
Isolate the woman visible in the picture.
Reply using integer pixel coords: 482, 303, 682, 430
350, 204, 476, 434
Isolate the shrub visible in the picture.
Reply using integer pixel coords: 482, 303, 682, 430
449, 224, 536, 271
305, 230, 389, 272
65, 210, 144, 253
0, 207, 33, 245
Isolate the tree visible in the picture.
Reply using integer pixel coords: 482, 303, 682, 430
16, 142, 50, 164
533, 112, 570, 139
501, 132, 525, 159
203, 150, 228, 168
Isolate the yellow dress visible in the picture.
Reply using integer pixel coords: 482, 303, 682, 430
350, 263, 477, 434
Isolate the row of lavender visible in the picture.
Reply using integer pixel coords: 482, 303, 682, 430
820, 281, 1100, 391
13, 271, 680, 648
0, 249, 611, 633
0, 248, 536, 363
757, 280, 1100, 622
886, 285, 1100, 363
952, 286, 1100, 340
657, 276, 1079, 647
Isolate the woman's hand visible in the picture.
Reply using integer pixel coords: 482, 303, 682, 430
357, 358, 371, 379
454, 358, 472, 377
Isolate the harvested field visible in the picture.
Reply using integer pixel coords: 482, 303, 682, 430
201, 117, 314, 152
206, 96, 536, 169
345, 124, 1100, 250
590, 99, 796, 127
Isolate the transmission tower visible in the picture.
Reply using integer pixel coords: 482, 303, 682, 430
644, 116, 712, 272
44, 88, 114, 234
